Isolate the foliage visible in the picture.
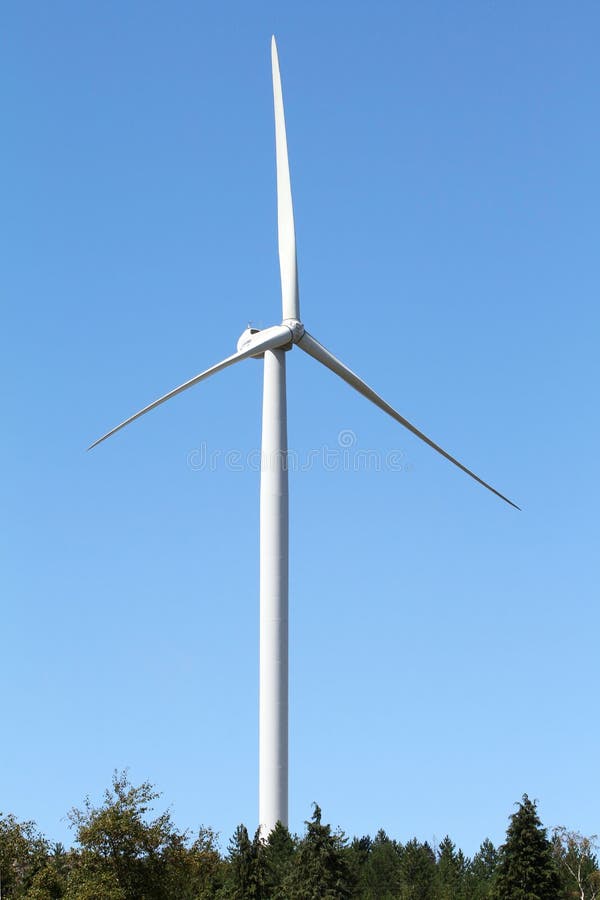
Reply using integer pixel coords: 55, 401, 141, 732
494, 794, 561, 900
466, 837, 499, 898
23, 845, 69, 900
0, 813, 49, 898
281, 803, 356, 898
2, 779, 597, 899
67, 770, 193, 900
263, 821, 296, 897
219, 824, 260, 899
435, 835, 467, 899
189, 826, 226, 899
355, 829, 402, 899
398, 838, 436, 899
551, 828, 600, 900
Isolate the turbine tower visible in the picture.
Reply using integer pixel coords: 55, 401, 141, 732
89, 37, 518, 836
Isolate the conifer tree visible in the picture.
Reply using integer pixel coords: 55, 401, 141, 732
282, 804, 355, 899
263, 821, 296, 897
222, 825, 258, 899
360, 829, 402, 899
467, 838, 498, 898
399, 838, 436, 899
436, 835, 467, 899
494, 794, 561, 900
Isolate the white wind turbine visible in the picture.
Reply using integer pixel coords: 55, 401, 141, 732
90, 36, 518, 836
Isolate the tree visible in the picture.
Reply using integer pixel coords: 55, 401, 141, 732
188, 826, 225, 899
283, 804, 355, 899
494, 794, 561, 900
220, 824, 269, 899
66, 770, 192, 900
551, 828, 600, 900
263, 821, 296, 897
24, 844, 69, 899
63, 866, 125, 900
221, 824, 253, 898
466, 838, 498, 898
0, 813, 49, 899
358, 829, 402, 899
398, 838, 436, 899
436, 835, 467, 899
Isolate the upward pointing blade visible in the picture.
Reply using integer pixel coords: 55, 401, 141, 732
271, 36, 300, 322
88, 325, 292, 450
298, 331, 520, 510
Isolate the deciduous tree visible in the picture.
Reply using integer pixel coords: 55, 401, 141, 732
551, 828, 600, 900
67, 770, 191, 900
0, 813, 48, 898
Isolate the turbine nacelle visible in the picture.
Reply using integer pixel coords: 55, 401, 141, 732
236, 320, 304, 356
236, 327, 262, 355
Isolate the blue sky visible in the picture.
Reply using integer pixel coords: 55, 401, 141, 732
2, 1, 599, 855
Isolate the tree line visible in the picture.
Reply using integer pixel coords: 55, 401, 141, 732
0, 772, 597, 899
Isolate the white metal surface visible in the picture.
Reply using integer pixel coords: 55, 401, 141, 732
271, 36, 300, 323
259, 348, 289, 834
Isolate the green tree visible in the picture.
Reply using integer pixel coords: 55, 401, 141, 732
24, 844, 69, 899
435, 835, 467, 899
494, 794, 561, 900
188, 826, 225, 899
346, 834, 371, 895
283, 804, 355, 899
66, 771, 192, 900
63, 866, 126, 900
551, 828, 600, 900
359, 829, 402, 899
0, 813, 49, 899
225, 824, 253, 898
263, 821, 296, 898
466, 838, 498, 899
398, 839, 436, 900
219, 824, 266, 899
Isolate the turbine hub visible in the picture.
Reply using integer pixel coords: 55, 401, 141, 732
282, 319, 305, 343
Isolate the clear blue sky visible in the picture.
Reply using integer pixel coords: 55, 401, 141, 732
2, 1, 599, 855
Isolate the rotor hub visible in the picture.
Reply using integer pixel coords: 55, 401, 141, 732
282, 319, 305, 343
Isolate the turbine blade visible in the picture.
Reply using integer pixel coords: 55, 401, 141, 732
298, 331, 519, 510
88, 325, 292, 450
271, 35, 300, 322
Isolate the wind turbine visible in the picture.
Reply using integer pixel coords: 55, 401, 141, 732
89, 36, 518, 836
